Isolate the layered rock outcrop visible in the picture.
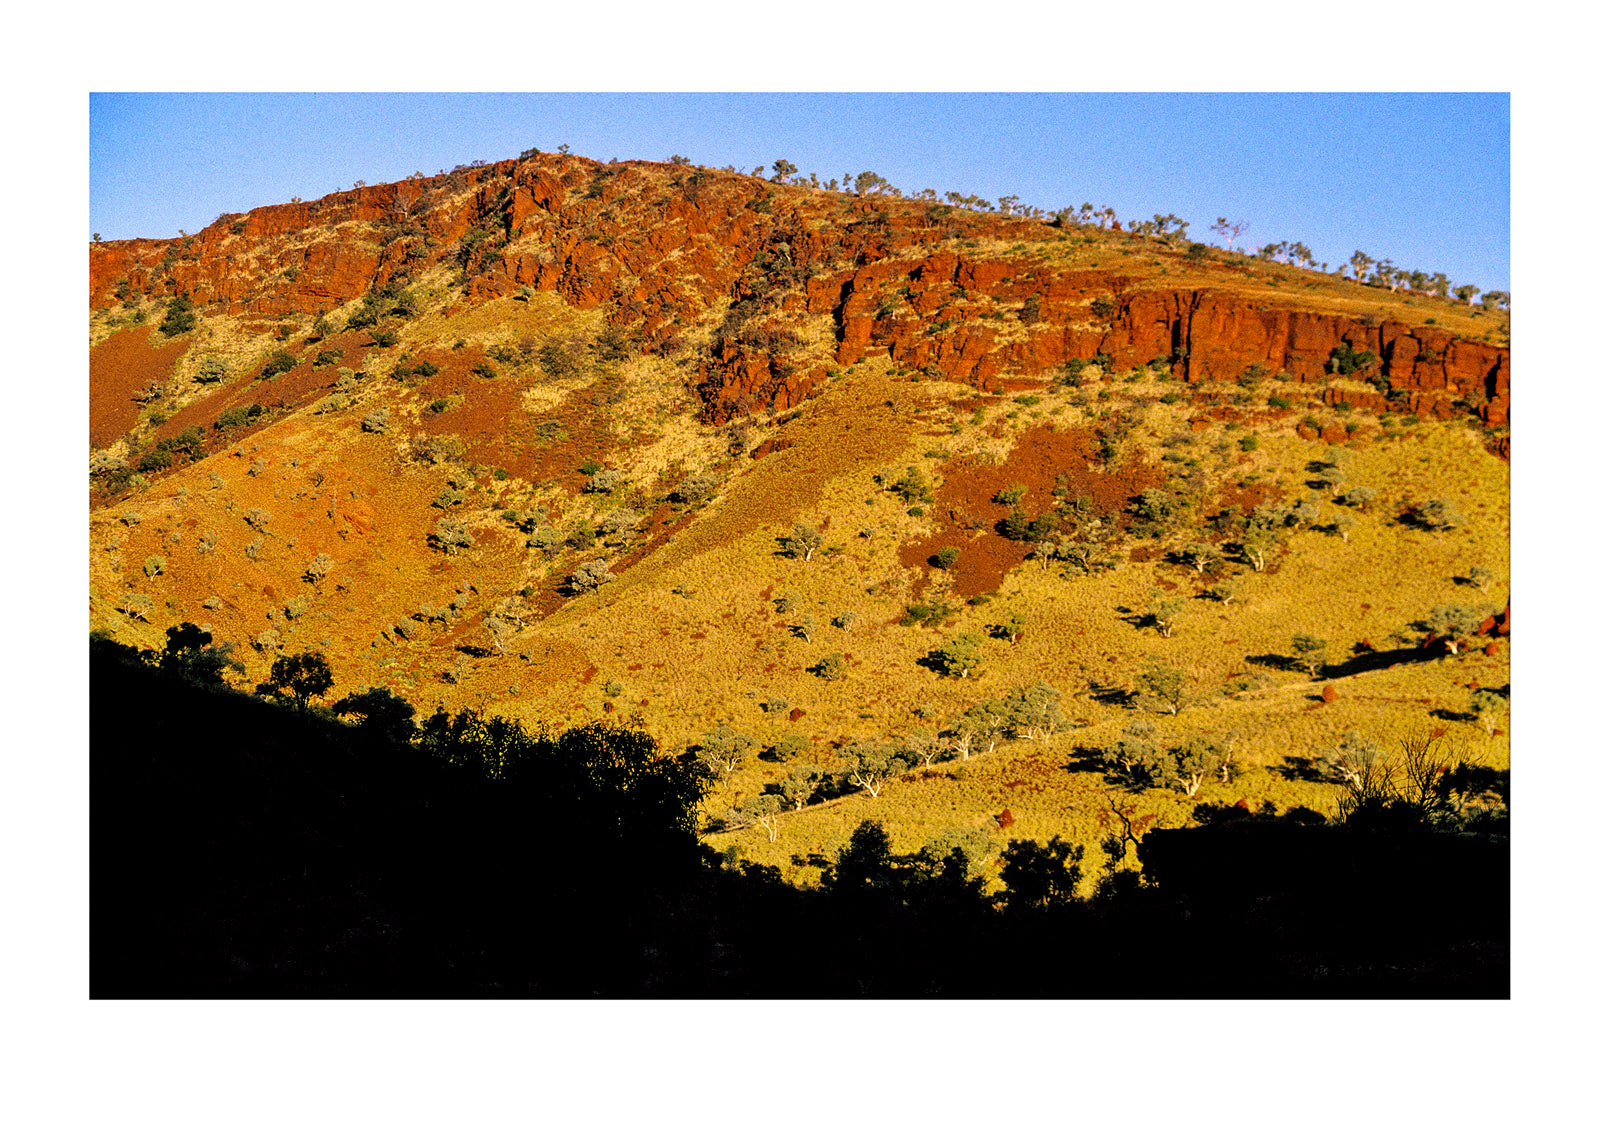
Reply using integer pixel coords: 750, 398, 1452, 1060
90, 156, 1508, 437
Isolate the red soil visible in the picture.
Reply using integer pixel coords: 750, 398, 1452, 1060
89, 327, 190, 447
405, 348, 621, 494
899, 424, 1164, 598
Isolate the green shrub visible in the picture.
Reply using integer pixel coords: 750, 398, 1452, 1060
216, 404, 264, 430
157, 295, 197, 337
260, 350, 297, 379
539, 340, 583, 379
813, 653, 847, 681
194, 356, 228, 383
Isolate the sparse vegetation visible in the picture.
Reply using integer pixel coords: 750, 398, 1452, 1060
87, 147, 1509, 1001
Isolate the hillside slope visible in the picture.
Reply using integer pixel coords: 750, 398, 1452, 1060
89, 151, 1510, 884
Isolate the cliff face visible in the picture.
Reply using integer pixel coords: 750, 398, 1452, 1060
810, 260, 1506, 388
89, 154, 1508, 434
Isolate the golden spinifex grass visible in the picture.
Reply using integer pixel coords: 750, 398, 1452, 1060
89, 160, 1509, 895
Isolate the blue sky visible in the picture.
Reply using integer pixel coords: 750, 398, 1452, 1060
91, 91, 1509, 293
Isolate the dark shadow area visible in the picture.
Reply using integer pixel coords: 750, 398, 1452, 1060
912, 653, 943, 676
1245, 652, 1303, 673
1063, 745, 1106, 774
1325, 645, 1433, 679
1431, 708, 1476, 723
1246, 645, 1435, 681
1085, 682, 1134, 708
1273, 755, 1329, 783
92, 634, 1508, 999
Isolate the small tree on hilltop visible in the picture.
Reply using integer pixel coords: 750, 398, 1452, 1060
990, 612, 1026, 643
1338, 485, 1376, 511
770, 732, 809, 764
1240, 528, 1278, 572
840, 742, 907, 798
1412, 498, 1464, 532
1317, 730, 1384, 790
1471, 685, 1509, 736
1157, 735, 1227, 798
813, 652, 847, 681
1144, 595, 1185, 638
957, 699, 1008, 756
1002, 682, 1062, 744
929, 633, 985, 679
569, 559, 616, 593
696, 724, 757, 780
778, 765, 821, 809
483, 613, 516, 655
1181, 542, 1216, 576
1106, 720, 1160, 780
158, 623, 244, 688
430, 516, 474, 555
1291, 634, 1330, 680
1209, 216, 1249, 251
741, 794, 783, 842
779, 521, 824, 562
898, 726, 946, 770
304, 553, 334, 587
1137, 664, 1190, 715
1425, 605, 1482, 655
1207, 578, 1239, 607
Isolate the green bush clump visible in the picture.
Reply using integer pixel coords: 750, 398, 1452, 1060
261, 350, 297, 379
194, 356, 228, 384
215, 404, 265, 431
157, 295, 197, 337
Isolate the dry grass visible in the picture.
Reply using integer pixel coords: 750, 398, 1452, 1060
88, 172, 1509, 894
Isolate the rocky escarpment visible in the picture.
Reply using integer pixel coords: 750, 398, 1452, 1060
792, 256, 1508, 426
90, 155, 953, 344
90, 154, 1508, 435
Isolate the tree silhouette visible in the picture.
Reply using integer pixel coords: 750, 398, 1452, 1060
256, 651, 334, 709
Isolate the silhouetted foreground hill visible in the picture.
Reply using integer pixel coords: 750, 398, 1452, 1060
91, 639, 1506, 997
